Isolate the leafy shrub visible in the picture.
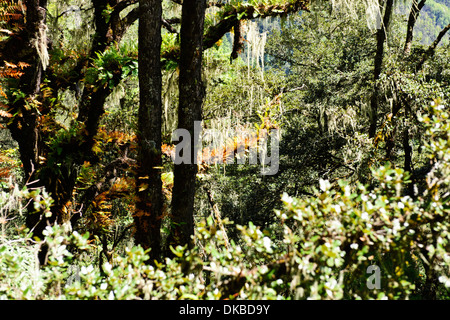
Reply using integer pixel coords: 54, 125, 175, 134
1, 100, 449, 300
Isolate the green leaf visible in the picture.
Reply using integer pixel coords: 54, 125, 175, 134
326, 257, 334, 267
237, 11, 247, 20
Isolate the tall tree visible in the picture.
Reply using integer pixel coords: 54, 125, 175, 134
403, 0, 427, 56
168, 0, 207, 250
5, 0, 50, 257
134, 0, 163, 261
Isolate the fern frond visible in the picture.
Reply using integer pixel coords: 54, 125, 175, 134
0, 109, 12, 118
0, 0, 25, 33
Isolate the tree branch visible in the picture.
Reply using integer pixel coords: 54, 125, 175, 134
78, 155, 134, 220
162, 18, 178, 33
416, 22, 450, 70
161, 0, 310, 66
403, 0, 427, 55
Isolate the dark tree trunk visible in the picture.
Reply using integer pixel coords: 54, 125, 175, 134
168, 0, 206, 251
134, 0, 164, 262
404, 0, 427, 56
369, 0, 394, 138
4, 0, 51, 264
403, 126, 414, 195
231, 20, 243, 62
7, 0, 46, 222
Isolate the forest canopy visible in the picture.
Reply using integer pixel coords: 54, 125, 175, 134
0, 0, 449, 300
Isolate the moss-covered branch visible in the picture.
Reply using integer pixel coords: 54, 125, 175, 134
161, 0, 310, 65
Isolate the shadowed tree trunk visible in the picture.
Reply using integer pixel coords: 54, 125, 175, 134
404, 0, 427, 56
10, 0, 47, 183
369, 0, 394, 138
168, 0, 207, 251
134, 0, 163, 262
6, 0, 50, 263
401, 0, 425, 198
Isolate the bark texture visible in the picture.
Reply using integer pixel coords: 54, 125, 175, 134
403, 0, 427, 56
169, 0, 207, 250
369, 0, 394, 138
134, 0, 164, 261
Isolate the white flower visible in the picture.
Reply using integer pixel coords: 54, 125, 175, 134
333, 205, 341, 214
319, 179, 331, 192
330, 219, 342, 230
392, 219, 401, 236
281, 193, 293, 205
263, 237, 272, 251
326, 278, 337, 289
42, 226, 54, 237
350, 243, 359, 250
325, 278, 338, 298
81, 265, 94, 275
439, 276, 450, 287
103, 262, 112, 273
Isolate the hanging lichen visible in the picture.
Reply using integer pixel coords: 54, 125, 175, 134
326, 0, 383, 30
162, 69, 179, 135
32, 8, 49, 70
244, 20, 267, 80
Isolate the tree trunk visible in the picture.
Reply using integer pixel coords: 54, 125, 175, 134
369, 0, 394, 138
403, 126, 414, 196
416, 22, 450, 71
168, 0, 206, 251
3, 0, 51, 264
404, 0, 427, 56
7, 0, 46, 225
134, 0, 164, 262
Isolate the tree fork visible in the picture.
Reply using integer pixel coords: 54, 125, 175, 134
403, 0, 426, 56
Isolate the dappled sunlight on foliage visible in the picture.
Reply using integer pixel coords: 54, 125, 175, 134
0, 0, 449, 300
